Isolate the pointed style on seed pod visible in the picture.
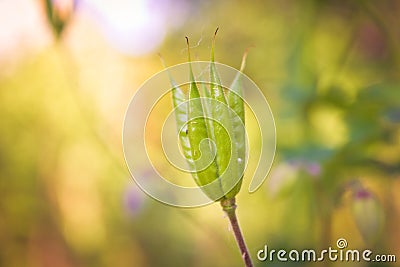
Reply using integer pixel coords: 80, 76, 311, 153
159, 54, 195, 174
164, 32, 253, 267
209, 28, 241, 199
225, 48, 249, 198
166, 31, 248, 202
185, 37, 222, 200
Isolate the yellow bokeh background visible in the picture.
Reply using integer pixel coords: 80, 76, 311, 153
0, 1, 399, 266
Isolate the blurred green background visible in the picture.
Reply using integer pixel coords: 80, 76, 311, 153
0, 0, 399, 266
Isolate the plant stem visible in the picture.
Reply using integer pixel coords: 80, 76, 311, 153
221, 198, 253, 267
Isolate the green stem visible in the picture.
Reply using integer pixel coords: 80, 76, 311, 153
221, 198, 253, 267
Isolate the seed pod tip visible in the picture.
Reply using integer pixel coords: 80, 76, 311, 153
211, 28, 219, 61
157, 53, 167, 68
214, 27, 219, 37
185, 36, 192, 62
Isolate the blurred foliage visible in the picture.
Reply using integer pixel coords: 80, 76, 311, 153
0, 0, 399, 266
44, 0, 74, 38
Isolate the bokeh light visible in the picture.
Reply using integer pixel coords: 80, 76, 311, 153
0, 0, 399, 266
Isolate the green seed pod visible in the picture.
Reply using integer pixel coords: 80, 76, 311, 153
351, 187, 384, 245
224, 48, 249, 199
209, 29, 240, 199
160, 55, 196, 178
187, 37, 222, 200
167, 31, 247, 202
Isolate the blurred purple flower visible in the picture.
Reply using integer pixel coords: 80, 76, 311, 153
354, 187, 372, 199
123, 182, 145, 216
267, 160, 322, 196
356, 22, 387, 61
305, 161, 321, 177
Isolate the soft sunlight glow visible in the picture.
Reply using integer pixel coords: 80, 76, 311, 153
81, 0, 167, 56
0, 0, 50, 65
